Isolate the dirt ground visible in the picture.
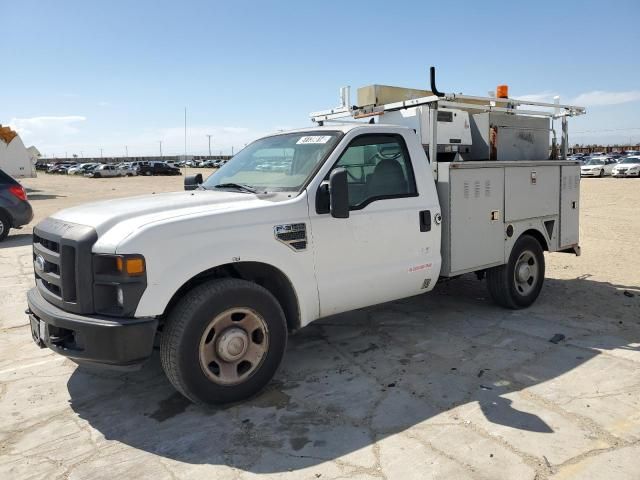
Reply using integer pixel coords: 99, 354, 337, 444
0, 171, 638, 479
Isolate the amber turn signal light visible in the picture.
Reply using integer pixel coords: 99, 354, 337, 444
116, 256, 145, 276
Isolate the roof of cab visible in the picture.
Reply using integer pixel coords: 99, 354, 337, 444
272, 123, 413, 135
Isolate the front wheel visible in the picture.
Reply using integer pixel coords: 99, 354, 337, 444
599, 169, 605, 177
160, 278, 287, 405
486, 234, 545, 309
0, 211, 10, 241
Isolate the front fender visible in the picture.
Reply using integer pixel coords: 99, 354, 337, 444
114, 201, 319, 327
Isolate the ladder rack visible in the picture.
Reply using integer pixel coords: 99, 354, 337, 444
309, 67, 586, 171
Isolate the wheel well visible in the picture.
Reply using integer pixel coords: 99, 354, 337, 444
163, 262, 301, 332
521, 229, 549, 251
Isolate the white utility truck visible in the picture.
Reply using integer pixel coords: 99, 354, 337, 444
27, 68, 584, 405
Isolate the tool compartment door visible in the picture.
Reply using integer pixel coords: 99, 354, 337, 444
504, 166, 560, 221
560, 165, 580, 247
449, 167, 505, 273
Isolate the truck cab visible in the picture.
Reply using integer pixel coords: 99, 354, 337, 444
27, 71, 585, 405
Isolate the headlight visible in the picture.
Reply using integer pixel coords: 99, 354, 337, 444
93, 254, 147, 316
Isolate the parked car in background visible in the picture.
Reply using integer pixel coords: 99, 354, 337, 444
580, 157, 616, 177
612, 156, 640, 177
86, 164, 126, 178
137, 161, 181, 176
0, 168, 33, 241
120, 163, 138, 176
35, 163, 50, 171
48, 162, 77, 174
128, 161, 150, 172
67, 163, 99, 175
624, 150, 640, 157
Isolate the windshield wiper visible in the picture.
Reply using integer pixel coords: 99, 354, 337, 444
212, 183, 257, 193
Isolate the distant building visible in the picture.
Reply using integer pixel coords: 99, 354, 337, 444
0, 125, 37, 178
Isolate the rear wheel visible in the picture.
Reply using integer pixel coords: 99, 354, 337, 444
486, 234, 545, 309
160, 278, 287, 405
0, 211, 10, 241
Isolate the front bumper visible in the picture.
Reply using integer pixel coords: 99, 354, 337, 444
580, 170, 603, 177
27, 287, 157, 367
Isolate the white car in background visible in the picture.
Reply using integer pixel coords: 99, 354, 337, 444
85, 164, 126, 178
580, 157, 616, 177
612, 157, 640, 177
67, 163, 98, 175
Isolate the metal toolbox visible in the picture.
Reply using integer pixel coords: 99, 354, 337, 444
469, 112, 550, 161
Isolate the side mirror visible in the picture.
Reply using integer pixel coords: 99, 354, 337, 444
184, 173, 203, 191
329, 168, 349, 218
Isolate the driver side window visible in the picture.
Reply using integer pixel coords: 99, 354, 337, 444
335, 134, 417, 209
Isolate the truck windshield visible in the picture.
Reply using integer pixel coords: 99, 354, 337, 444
202, 131, 341, 192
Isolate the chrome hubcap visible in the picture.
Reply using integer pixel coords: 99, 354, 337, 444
513, 250, 538, 296
199, 308, 269, 385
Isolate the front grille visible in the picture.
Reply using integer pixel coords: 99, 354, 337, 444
33, 233, 76, 302
32, 218, 97, 314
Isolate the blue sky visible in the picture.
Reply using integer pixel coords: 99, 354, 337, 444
3, 0, 640, 157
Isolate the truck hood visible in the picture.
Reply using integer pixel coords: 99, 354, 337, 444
50, 190, 271, 236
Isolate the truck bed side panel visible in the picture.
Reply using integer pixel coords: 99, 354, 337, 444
559, 165, 580, 248
439, 161, 578, 277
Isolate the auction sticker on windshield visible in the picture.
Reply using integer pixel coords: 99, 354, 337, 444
296, 136, 333, 144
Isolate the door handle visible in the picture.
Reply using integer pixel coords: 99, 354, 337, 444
419, 210, 431, 232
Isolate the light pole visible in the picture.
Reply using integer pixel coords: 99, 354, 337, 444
125, 146, 129, 158
206, 134, 212, 157
100, 148, 103, 159
159, 141, 163, 158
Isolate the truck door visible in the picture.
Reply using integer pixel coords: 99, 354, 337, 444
309, 132, 441, 317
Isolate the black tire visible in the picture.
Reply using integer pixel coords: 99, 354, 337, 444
94, 172, 101, 178
486, 234, 545, 309
0, 211, 10, 242
160, 278, 287, 405
599, 169, 604, 177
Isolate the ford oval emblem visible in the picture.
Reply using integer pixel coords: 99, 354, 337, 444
34, 255, 45, 273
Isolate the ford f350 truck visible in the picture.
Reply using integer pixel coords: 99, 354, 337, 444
27, 69, 585, 405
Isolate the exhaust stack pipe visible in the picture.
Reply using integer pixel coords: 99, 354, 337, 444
430, 66, 445, 97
